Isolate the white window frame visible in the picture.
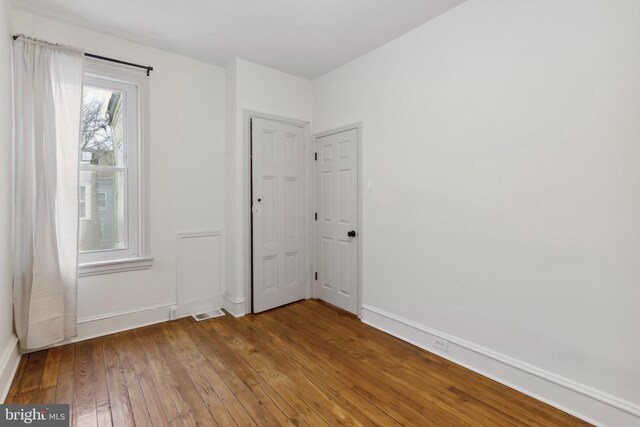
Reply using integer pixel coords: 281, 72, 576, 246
79, 59, 152, 277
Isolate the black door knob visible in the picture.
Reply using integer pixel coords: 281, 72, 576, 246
257, 198, 261, 202
347, 230, 356, 238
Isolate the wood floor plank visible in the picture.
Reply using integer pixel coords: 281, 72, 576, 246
12, 390, 38, 405
134, 325, 207, 426
281, 303, 518, 426
90, 338, 113, 427
36, 386, 56, 404
162, 322, 238, 426
133, 325, 190, 427
151, 324, 225, 427
102, 335, 136, 427
7, 300, 589, 427
114, 331, 174, 427
72, 341, 98, 427
125, 327, 186, 427
200, 318, 329, 427
18, 350, 47, 394
289, 302, 532, 425
41, 346, 62, 389
259, 306, 468, 426
245, 317, 411, 426
214, 314, 406, 426
168, 322, 255, 427
54, 344, 76, 425
109, 333, 153, 427
179, 317, 285, 427
188, 318, 313, 427
6, 355, 27, 400
297, 300, 579, 426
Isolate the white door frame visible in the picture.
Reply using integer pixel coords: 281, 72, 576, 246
243, 110, 313, 314
313, 122, 363, 318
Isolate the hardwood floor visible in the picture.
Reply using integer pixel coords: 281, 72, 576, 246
5, 299, 588, 426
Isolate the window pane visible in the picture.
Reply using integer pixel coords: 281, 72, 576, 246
79, 170, 126, 252
81, 87, 125, 167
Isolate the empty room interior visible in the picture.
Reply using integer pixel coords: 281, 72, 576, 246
0, 0, 639, 425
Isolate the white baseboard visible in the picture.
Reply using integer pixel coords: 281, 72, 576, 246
361, 304, 640, 427
223, 292, 246, 318
22, 298, 228, 354
73, 302, 175, 344
20, 302, 176, 351
0, 335, 21, 402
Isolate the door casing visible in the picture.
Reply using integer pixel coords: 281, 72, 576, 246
312, 122, 363, 318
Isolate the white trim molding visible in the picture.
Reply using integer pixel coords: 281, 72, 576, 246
75, 302, 173, 343
0, 336, 21, 402
79, 256, 153, 277
361, 304, 640, 427
223, 292, 246, 318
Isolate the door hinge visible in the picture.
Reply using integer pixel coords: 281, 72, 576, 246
315, 272, 318, 280
315, 212, 317, 221
314, 152, 317, 161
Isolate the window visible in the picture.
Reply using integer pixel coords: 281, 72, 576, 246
97, 191, 107, 210
78, 60, 152, 276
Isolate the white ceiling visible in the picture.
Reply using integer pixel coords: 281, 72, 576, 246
11, 0, 465, 79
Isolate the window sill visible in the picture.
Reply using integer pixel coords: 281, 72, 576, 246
79, 256, 154, 278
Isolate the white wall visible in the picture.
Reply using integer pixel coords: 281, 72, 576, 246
0, 0, 20, 401
225, 58, 312, 314
13, 11, 227, 337
313, 0, 640, 424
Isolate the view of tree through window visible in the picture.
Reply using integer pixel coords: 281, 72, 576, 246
79, 86, 126, 252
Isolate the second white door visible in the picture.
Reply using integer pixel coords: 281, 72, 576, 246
252, 117, 307, 313
316, 128, 358, 315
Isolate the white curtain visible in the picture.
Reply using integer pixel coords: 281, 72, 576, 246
13, 36, 84, 350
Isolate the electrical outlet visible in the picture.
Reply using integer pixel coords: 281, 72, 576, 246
169, 305, 178, 321
434, 337, 448, 352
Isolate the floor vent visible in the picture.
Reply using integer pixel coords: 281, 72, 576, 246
192, 309, 225, 321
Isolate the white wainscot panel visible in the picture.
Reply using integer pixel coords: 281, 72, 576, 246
177, 230, 225, 317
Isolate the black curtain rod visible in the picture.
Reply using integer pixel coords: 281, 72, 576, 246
12, 35, 153, 76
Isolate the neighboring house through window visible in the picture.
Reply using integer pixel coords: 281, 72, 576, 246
78, 59, 152, 276
79, 185, 90, 220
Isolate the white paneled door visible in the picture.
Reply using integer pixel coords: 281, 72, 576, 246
316, 128, 358, 314
252, 117, 307, 313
